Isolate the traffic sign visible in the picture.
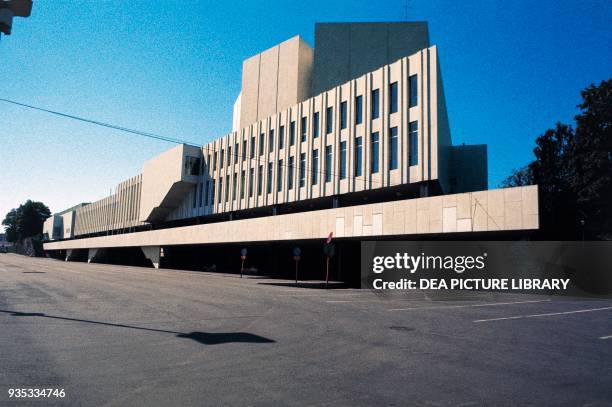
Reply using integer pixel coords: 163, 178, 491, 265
323, 242, 335, 258
293, 247, 301, 285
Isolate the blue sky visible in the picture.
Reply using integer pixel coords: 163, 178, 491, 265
1, 0, 610, 228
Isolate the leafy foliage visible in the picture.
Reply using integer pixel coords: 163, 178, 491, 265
571, 80, 612, 238
499, 166, 532, 188
2, 200, 51, 242
500, 79, 611, 239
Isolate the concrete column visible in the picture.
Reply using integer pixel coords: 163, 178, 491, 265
87, 248, 106, 263
65, 249, 75, 261
141, 246, 161, 269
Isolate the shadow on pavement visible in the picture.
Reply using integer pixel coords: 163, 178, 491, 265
177, 331, 275, 345
257, 281, 348, 289
216, 274, 271, 279
0, 309, 275, 346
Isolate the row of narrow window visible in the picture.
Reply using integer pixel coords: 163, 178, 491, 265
207, 74, 418, 170
193, 120, 419, 208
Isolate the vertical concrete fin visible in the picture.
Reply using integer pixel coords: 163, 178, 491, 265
141, 246, 161, 269
87, 248, 107, 263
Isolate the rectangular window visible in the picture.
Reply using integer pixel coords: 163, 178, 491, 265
409, 121, 419, 166
371, 132, 380, 173
299, 153, 306, 187
242, 140, 247, 161
340, 101, 347, 129
267, 162, 273, 194
185, 156, 201, 176
325, 145, 332, 183
210, 180, 215, 205
288, 156, 294, 190
340, 141, 347, 179
290, 121, 296, 146
227, 146, 232, 166
232, 173, 237, 201
269, 129, 274, 153
193, 184, 198, 208
277, 160, 283, 192
355, 95, 363, 124
257, 165, 263, 196
313, 112, 319, 138
326, 106, 333, 134
389, 126, 398, 170
199, 181, 204, 206
312, 149, 319, 185
250, 136, 255, 158
234, 143, 239, 162
240, 170, 245, 199
409, 74, 418, 107
301, 116, 307, 142
279, 125, 285, 149
219, 150, 224, 169
218, 178, 223, 204
354, 136, 363, 177
389, 82, 398, 114
259, 133, 264, 156
204, 180, 209, 206
213, 151, 217, 169
225, 175, 230, 202
371, 89, 380, 119
248, 168, 254, 197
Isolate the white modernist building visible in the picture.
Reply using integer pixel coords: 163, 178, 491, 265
43, 22, 538, 273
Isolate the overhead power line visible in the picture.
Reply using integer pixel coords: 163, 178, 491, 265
0, 97, 383, 186
2, 97, 503, 231
0, 98, 201, 146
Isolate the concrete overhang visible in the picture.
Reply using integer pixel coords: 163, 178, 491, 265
45, 186, 539, 251
139, 144, 202, 224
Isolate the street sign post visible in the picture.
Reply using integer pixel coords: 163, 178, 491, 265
323, 233, 334, 289
293, 247, 301, 285
240, 248, 247, 278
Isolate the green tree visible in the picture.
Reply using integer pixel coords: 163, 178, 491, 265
2, 208, 19, 242
501, 79, 611, 239
499, 166, 532, 188
571, 80, 612, 239
1, 200, 51, 242
530, 123, 577, 239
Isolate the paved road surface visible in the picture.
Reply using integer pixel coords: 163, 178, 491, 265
1, 254, 611, 406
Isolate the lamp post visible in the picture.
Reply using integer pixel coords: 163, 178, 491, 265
240, 248, 247, 278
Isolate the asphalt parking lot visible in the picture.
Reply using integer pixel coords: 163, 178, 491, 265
1, 254, 611, 406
